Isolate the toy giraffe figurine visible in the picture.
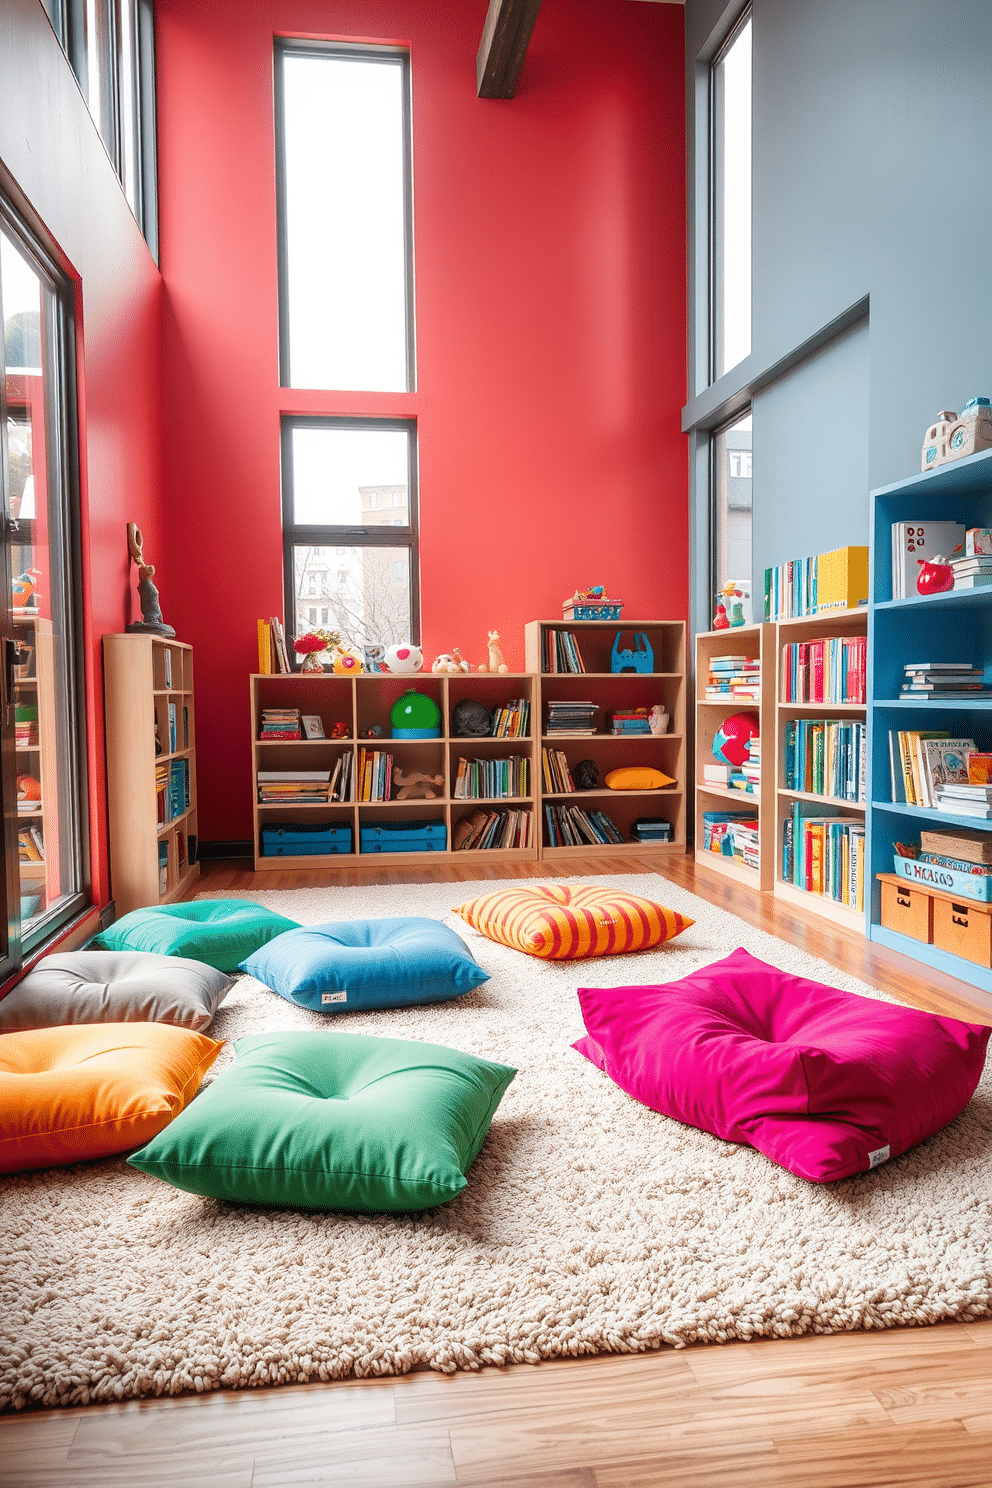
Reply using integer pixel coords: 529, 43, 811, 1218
125, 522, 175, 637
478, 629, 510, 674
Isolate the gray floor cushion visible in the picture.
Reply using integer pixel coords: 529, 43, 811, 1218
0, 950, 234, 1032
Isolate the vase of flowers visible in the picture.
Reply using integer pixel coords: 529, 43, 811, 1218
294, 628, 341, 672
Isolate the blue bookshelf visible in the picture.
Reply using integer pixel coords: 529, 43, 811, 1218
867, 448, 992, 995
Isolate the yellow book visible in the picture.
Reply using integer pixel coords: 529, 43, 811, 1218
257, 619, 272, 674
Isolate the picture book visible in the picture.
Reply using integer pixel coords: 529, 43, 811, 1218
919, 738, 975, 808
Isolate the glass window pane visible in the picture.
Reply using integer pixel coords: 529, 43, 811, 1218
2, 229, 84, 940
292, 544, 411, 652
290, 425, 410, 526
712, 412, 752, 607
713, 15, 752, 378
118, 0, 140, 216
281, 51, 410, 392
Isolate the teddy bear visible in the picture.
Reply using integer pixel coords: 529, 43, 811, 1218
392, 767, 445, 800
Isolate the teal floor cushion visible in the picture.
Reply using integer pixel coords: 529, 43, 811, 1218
239, 916, 489, 1012
93, 899, 299, 973
129, 1030, 516, 1211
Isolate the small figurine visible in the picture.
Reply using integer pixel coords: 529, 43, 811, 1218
431, 651, 468, 674
392, 766, 444, 800
649, 704, 670, 736
331, 644, 364, 674
125, 523, 175, 637
363, 724, 384, 739
477, 629, 509, 674
364, 645, 388, 673
11, 569, 41, 610
716, 579, 748, 627
922, 399, 992, 472
329, 720, 350, 739
712, 601, 730, 631
916, 554, 955, 595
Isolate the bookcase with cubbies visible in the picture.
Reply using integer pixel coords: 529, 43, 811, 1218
694, 623, 775, 890
773, 608, 868, 929
868, 449, 992, 994
523, 619, 686, 858
103, 635, 199, 916
249, 671, 539, 869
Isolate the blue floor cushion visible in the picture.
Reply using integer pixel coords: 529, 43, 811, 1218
92, 899, 300, 973
129, 1029, 516, 1210
240, 916, 490, 1012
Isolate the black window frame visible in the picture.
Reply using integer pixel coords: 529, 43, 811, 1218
273, 36, 416, 393
281, 416, 420, 665
708, 3, 752, 386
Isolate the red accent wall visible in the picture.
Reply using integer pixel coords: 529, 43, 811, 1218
155, 0, 687, 845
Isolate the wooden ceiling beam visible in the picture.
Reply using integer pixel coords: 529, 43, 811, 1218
476, 0, 543, 99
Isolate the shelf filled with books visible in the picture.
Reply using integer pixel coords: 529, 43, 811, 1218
524, 620, 687, 857
773, 609, 868, 928
249, 671, 539, 868
694, 623, 775, 889
868, 447, 992, 992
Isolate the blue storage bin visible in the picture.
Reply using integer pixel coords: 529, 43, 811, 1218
261, 823, 353, 857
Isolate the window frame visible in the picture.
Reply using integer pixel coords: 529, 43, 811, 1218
272, 36, 416, 394
709, 406, 753, 608
280, 415, 420, 665
708, 3, 752, 385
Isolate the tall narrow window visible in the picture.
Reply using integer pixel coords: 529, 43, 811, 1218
275, 41, 414, 392
711, 411, 752, 605
1, 212, 88, 962
282, 419, 418, 656
712, 9, 752, 379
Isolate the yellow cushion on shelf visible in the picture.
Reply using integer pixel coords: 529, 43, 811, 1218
603, 767, 674, 791
453, 883, 693, 961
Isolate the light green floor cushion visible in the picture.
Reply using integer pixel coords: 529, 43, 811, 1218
128, 1030, 516, 1212
92, 899, 300, 973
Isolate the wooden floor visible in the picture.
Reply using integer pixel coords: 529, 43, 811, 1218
4, 852, 992, 1488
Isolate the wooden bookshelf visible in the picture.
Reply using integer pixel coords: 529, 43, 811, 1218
694, 623, 775, 890
773, 608, 868, 930
103, 635, 199, 915
524, 619, 687, 858
250, 671, 539, 869
14, 614, 57, 926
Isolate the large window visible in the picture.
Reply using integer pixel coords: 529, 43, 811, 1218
1, 207, 88, 968
281, 419, 419, 658
711, 8, 752, 379
274, 40, 414, 392
711, 411, 752, 605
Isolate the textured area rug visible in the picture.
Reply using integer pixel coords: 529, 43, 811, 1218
3, 873, 992, 1409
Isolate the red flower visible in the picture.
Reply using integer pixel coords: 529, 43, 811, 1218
294, 633, 328, 655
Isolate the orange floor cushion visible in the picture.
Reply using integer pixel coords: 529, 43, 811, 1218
453, 883, 694, 960
0, 1022, 222, 1173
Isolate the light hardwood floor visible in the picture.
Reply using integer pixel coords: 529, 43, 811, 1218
3, 852, 992, 1488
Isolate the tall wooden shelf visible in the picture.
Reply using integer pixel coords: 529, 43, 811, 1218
103, 635, 199, 916
772, 607, 868, 930
867, 449, 992, 994
250, 671, 539, 870
14, 614, 57, 924
694, 623, 775, 890
524, 619, 687, 858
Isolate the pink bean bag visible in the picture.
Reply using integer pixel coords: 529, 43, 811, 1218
573, 946, 990, 1183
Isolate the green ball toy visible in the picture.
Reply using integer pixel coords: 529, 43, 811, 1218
390, 689, 441, 739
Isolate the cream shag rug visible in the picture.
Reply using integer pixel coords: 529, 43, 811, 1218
3, 873, 992, 1409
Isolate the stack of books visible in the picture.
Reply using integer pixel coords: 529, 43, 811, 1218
950, 552, 992, 589
920, 826, 992, 870
357, 749, 394, 802
15, 704, 38, 747
544, 804, 624, 847
260, 707, 302, 739
785, 719, 867, 802
456, 807, 532, 851
739, 735, 761, 794
900, 662, 988, 698
543, 630, 586, 674
702, 810, 756, 856
257, 769, 333, 804
453, 756, 529, 799
934, 782, 992, 819
545, 701, 598, 736
631, 818, 672, 844
608, 708, 651, 735
491, 699, 531, 737
781, 636, 866, 703
730, 819, 760, 871
705, 655, 760, 702
702, 762, 733, 788
541, 748, 576, 794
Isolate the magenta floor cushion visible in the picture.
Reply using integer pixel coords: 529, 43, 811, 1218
573, 946, 990, 1183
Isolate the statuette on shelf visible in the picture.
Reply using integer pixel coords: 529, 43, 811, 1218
125, 523, 175, 637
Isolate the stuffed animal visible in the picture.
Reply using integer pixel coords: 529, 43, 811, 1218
477, 629, 509, 674
384, 643, 423, 674
649, 704, 670, 736
331, 645, 364, 674
392, 766, 444, 800
431, 651, 468, 674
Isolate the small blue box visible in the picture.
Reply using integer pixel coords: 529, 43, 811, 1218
261, 823, 353, 857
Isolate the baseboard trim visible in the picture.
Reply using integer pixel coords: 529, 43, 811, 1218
198, 839, 254, 860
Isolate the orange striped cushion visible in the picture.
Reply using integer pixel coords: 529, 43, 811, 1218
452, 884, 693, 961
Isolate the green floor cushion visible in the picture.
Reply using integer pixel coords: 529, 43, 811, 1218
0, 950, 234, 1032
128, 1029, 516, 1211
239, 917, 489, 1013
92, 899, 300, 973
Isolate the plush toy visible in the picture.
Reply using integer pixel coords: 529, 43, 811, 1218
384, 643, 423, 674
477, 630, 509, 674
331, 645, 364, 674
649, 704, 670, 736
329, 721, 350, 740
392, 767, 444, 800
431, 650, 469, 674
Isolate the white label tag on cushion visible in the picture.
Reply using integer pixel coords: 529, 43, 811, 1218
868, 1145, 890, 1169
321, 992, 348, 1005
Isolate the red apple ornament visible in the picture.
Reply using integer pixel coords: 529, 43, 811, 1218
916, 555, 955, 595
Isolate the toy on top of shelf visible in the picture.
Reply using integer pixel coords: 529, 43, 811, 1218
331, 644, 364, 674
477, 630, 510, 674
916, 554, 956, 595
921, 398, 992, 472
712, 712, 758, 769
392, 767, 444, 800
715, 580, 749, 627
610, 632, 654, 674
383, 643, 423, 674
124, 523, 175, 637
364, 645, 388, 673
431, 650, 470, 674
562, 586, 624, 621
12, 568, 41, 610
712, 600, 730, 630
649, 705, 670, 736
